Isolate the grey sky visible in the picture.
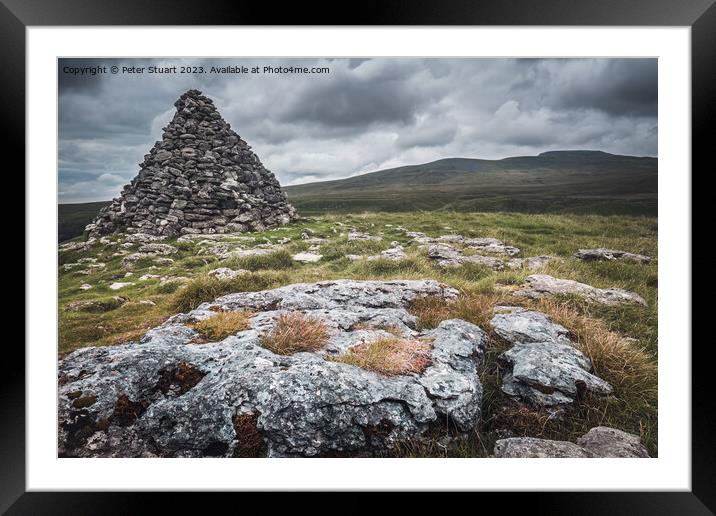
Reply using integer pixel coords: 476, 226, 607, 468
58, 58, 657, 203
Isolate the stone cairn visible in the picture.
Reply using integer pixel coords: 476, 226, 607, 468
86, 89, 297, 238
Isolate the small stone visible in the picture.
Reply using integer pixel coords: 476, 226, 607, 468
79, 283, 93, 291
292, 252, 323, 263
207, 267, 249, 280
348, 230, 382, 241
109, 282, 134, 290
137, 243, 177, 255
507, 255, 560, 270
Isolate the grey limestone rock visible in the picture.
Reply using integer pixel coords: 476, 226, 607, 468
490, 306, 612, 407
491, 306, 573, 346
506, 255, 560, 271
207, 267, 249, 280
515, 274, 647, 306
574, 248, 652, 264
494, 426, 649, 458
427, 244, 504, 270
58, 280, 485, 458
575, 426, 650, 457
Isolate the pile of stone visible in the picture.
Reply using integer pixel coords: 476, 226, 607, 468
85, 89, 296, 238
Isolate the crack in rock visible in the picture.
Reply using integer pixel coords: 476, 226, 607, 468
490, 306, 612, 409
58, 280, 485, 457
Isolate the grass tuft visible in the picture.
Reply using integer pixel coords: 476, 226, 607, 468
260, 312, 330, 355
191, 310, 253, 341
332, 336, 432, 376
409, 291, 507, 331
172, 271, 290, 312
225, 250, 294, 271
155, 281, 183, 294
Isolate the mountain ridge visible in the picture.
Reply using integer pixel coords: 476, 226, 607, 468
58, 150, 657, 241
283, 150, 657, 216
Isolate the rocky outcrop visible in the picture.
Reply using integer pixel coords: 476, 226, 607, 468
491, 306, 612, 408
515, 274, 647, 306
506, 255, 560, 271
574, 248, 652, 264
409, 232, 520, 256
58, 280, 487, 458
347, 244, 408, 262
493, 426, 650, 458
85, 89, 296, 238
427, 244, 504, 270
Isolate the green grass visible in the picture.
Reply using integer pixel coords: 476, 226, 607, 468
57, 210, 658, 457
224, 250, 295, 271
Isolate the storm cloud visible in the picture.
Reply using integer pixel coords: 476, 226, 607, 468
58, 58, 657, 203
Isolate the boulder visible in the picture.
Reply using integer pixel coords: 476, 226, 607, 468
491, 306, 573, 346
506, 255, 560, 271
494, 426, 649, 458
491, 306, 612, 407
427, 244, 504, 270
347, 230, 382, 241
574, 248, 652, 264
575, 426, 650, 457
515, 274, 647, 306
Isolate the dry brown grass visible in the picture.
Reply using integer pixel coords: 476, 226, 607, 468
408, 291, 658, 454
409, 291, 509, 332
191, 310, 253, 341
531, 298, 657, 394
332, 336, 432, 376
260, 311, 330, 355
480, 298, 659, 453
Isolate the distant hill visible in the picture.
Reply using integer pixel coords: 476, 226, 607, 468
58, 201, 110, 243
57, 150, 657, 242
284, 150, 657, 216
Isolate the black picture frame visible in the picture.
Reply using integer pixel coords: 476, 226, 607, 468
6, 0, 710, 512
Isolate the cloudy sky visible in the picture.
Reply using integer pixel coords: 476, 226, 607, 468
58, 58, 657, 203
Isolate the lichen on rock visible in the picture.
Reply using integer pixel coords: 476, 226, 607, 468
58, 280, 486, 457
